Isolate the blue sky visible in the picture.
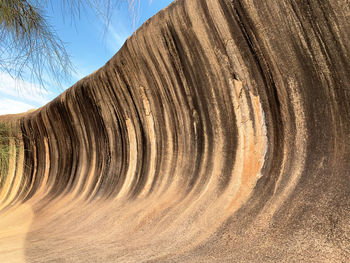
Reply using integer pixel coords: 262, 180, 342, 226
0, 0, 173, 115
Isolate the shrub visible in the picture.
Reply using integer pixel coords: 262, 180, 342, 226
0, 123, 18, 188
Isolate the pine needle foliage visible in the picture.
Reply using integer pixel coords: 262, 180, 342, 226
0, 0, 72, 88
0, 0, 135, 90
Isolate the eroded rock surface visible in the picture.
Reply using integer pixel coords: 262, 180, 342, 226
0, 0, 349, 262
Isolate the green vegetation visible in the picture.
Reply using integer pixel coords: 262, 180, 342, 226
0, 0, 72, 88
0, 0, 136, 89
0, 123, 10, 188
0, 122, 18, 188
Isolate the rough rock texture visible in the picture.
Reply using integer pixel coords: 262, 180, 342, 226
0, 0, 349, 262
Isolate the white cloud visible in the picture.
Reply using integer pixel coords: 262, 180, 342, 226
96, 14, 131, 55
0, 98, 35, 115
108, 25, 130, 51
0, 72, 52, 105
70, 62, 98, 81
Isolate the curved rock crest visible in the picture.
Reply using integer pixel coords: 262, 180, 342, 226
0, 0, 349, 262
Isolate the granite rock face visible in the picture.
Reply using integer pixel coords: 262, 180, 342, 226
0, 0, 349, 262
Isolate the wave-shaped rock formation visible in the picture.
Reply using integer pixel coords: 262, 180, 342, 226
1, 0, 349, 262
